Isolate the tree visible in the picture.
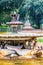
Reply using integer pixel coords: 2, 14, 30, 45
0, 0, 23, 23
0, 0, 43, 29
28, 0, 43, 28
19, 0, 43, 28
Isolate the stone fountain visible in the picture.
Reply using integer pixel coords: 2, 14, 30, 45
6, 12, 23, 32
0, 12, 43, 59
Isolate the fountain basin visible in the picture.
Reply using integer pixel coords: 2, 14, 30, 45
0, 58, 43, 65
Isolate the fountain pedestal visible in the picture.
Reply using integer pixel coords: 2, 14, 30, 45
6, 21, 23, 32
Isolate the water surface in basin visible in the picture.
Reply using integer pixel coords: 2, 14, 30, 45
0, 58, 43, 65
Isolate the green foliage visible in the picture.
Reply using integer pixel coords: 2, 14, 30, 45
19, 0, 43, 28
0, 0, 43, 29
0, 0, 23, 23
0, 23, 7, 32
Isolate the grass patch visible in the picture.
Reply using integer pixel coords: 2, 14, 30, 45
37, 39, 43, 42
37, 38, 43, 46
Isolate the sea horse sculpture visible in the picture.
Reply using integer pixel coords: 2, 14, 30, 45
0, 39, 43, 58
19, 39, 43, 59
